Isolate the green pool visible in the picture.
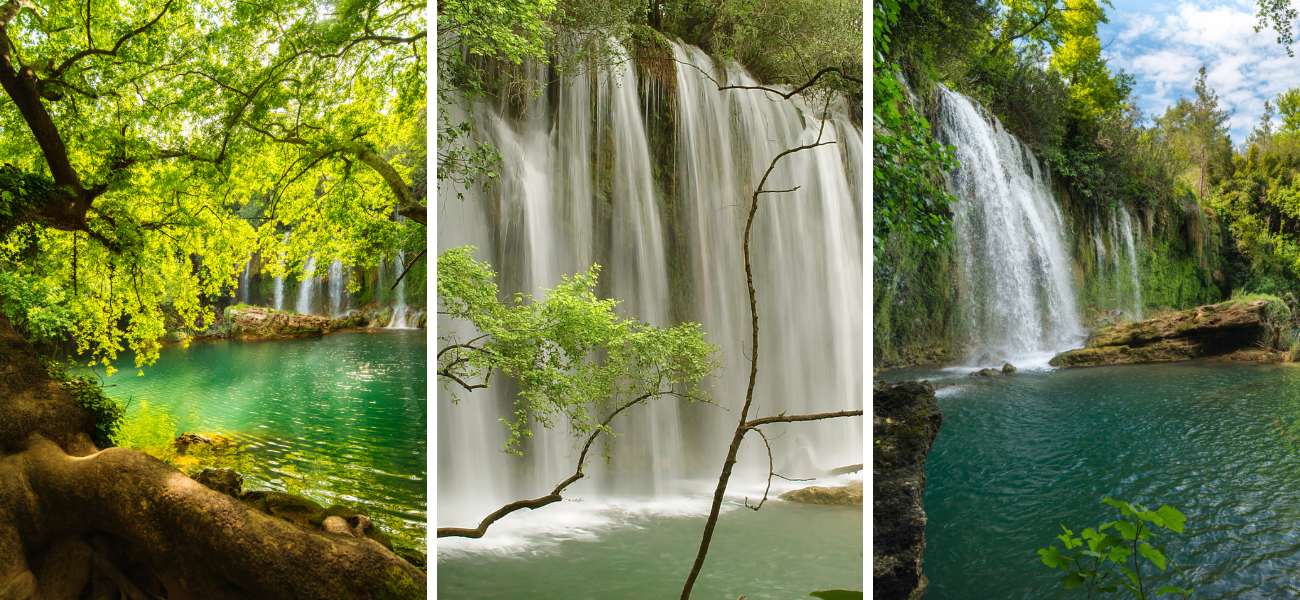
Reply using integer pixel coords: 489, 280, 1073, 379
884, 360, 1300, 599
101, 329, 427, 550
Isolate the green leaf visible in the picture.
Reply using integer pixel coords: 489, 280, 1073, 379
1158, 586, 1192, 595
1114, 520, 1138, 540
1158, 505, 1186, 534
1038, 546, 1063, 568
1139, 543, 1167, 570
1061, 572, 1086, 589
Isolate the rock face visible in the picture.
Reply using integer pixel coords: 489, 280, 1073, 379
874, 380, 943, 600
1050, 298, 1290, 367
226, 306, 374, 339
779, 481, 864, 505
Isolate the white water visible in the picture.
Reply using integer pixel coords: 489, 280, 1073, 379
328, 259, 347, 317
238, 259, 250, 305
274, 232, 288, 310
387, 251, 416, 328
437, 41, 863, 548
296, 254, 317, 315
937, 87, 1084, 367
1118, 205, 1143, 321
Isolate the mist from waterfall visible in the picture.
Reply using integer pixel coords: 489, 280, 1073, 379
437, 41, 863, 535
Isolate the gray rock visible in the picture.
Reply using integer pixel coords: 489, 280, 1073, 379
1002, 362, 1018, 374
873, 380, 943, 600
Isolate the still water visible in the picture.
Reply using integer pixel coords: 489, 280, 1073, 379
437, 495, 863, 600
884, 360, 1300, 599
101, 330, 427, 549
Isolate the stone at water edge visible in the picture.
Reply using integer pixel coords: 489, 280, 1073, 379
1002, 362, 1017, 374
968, 368, 1001, 377
1050, 298, 1290, 367
193, 468, 243, 498
874, 380, 942, 600
779, 481, 864, 505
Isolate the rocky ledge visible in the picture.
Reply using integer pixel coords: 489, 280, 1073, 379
874, 380, 943, 600
779, 481, 864, 506
225, 306, 377, 339
1049, 298, 1292, 367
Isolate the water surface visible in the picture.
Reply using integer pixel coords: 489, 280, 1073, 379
883, 360, 1300, 599
103, 330, 427, 549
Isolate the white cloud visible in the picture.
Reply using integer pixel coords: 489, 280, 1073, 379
1100, 0, 1300, 140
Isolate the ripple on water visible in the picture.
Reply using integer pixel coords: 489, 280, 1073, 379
895, 360, 1300, 599
103, 330, 427, 551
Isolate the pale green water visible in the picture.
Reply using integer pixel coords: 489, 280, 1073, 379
101, 330, 427, 549
436, 498, 863, 599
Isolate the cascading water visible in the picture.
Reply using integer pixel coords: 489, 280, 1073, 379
296, 255, 317, 315
437, 41, 863, 538
238, 259, 251, 305
387, 251, 411, 328
274, 232, 289, 311
328, 259, 347, 317
936, 86, 1084, 365
1118, 205, 1143, 320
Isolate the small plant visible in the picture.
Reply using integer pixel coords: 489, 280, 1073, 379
41, 358, 125, 448
1037, 498, 1194, 599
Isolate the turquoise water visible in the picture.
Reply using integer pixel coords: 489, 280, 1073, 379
101, 330, 427, 549
436, 498, 863, 599
883, 360, 1300, 599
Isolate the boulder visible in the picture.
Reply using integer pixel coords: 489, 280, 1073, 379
968, 368, 1001, 377
873, 380, 943, 600
1050, 298, 1291, 367
239, 491, 325, 529
1002, 362, 1017, 374
193, 468, 243, 498
779, 481, 863, 505
172, 432, 213, 454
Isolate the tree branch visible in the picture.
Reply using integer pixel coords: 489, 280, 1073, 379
436, 391, 661, 538
51, 0, 174, 79
390, 249, 426, 291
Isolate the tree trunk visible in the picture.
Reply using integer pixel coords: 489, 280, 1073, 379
0, 314, 425, 599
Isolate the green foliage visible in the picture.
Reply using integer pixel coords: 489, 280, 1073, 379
873, 0, 960, 264
112, 400, 179, 451
437, 247, 719, 454
0, 270, 75, 348
2, 0, 425, 371
1037, 498, 1194, 599
41, 358, 124, 448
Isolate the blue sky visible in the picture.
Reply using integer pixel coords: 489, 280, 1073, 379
1096, 0, 1300, 142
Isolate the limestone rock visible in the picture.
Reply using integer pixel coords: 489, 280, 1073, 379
1002, 362, 1017, 374
779, 481, 863, 505
1050, 298, 1290, 367
968, 368, 1000, 377
193, 468, 243, 498
873, 380, 943, 600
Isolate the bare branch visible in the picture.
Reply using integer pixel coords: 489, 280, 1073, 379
390, 249, 426, 291
437, 391, 665, 539
745, 410, 864, 428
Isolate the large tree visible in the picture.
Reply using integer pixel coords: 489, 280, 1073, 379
0, 0, 426, 595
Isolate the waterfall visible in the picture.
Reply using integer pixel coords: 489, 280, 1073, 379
1118, 205, 1143, 320
387, 251, 411, 328
296, 254, 317, 315
437, 41, 863, 529
274, 232, 288, 311
936, 86, 1084, 365
328, 259, 347, 317
238, 259, 250, 305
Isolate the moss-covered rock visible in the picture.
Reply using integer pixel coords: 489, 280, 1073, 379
779, 481, 863, 505
1050, 297, 1290, 367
